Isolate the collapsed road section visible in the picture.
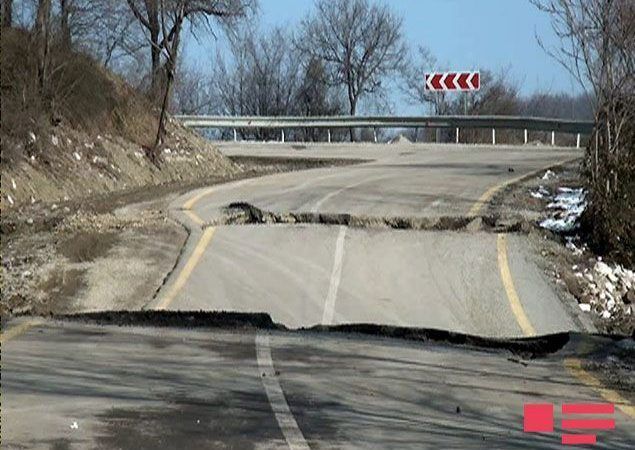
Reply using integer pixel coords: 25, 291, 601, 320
2, 316, 633, 449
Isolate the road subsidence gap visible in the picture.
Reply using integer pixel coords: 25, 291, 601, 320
205, 202, 532, 233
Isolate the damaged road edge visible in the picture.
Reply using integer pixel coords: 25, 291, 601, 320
21, 310, 629, 359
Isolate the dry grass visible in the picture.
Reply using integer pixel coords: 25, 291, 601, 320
1, 27, 158, 165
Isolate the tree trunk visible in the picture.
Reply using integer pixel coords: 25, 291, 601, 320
2, 0, 12, 28
147, 0, 161, 99
59, 0, 71, 48
153, 11, 183, 161
349, 99, 357, 142
34, 0, 52, 97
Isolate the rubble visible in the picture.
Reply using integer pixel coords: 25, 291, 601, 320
573, 259, 634, 321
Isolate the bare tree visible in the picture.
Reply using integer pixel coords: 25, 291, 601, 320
211, 27, 304, 139
34, 0, 52, 95
59, 0, 71, 47
125, 0, 162, 96
171, 64, 214, 114
296, 56, 344, 140
400, 45, 447, 114
296, 0, 407, 140
2, 0, 12, 27
521, 91, 593, 120
124, 0, 255, 160
532, 0, 635, 262
460, 69, 520, 116
67, 1, 145, 73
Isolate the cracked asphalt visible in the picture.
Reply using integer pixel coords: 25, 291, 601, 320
2, 319, 634, 449
3, 142, 633, 449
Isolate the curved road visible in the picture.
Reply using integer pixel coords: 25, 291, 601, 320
153, 143, 587, 337
4, 143, 631, 449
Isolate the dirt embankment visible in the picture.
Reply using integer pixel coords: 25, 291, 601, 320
1, 119, 240, 209
1, 27, 241, 211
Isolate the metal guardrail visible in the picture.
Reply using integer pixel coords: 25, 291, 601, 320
175, 115, 594, 146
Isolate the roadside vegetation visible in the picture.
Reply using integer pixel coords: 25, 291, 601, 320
533, 0, 634, 266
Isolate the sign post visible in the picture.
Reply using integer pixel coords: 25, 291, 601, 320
425, 71, 480, 144
424, 71, 480, 92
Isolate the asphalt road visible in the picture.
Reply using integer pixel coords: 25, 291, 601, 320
5, 142, 631, 449
2, 319, 634, 449
151, 143, 588, 337
190, 144, 581, 220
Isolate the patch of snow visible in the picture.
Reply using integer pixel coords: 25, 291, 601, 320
51, 135, 59, 146
540, 186, 586, 232
28, 131, 37, 143
7, 195, 14, 205
542, 169, 556, 180
84, 142, 95, 149
11, 178, 17, 190
579, 303, 591, 312
73, 152, 81, 161
530, 191, 544, 199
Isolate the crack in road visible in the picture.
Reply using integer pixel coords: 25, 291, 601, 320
205, 201, 530, 233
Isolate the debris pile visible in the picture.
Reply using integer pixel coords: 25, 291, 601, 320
573, 260, 634, 320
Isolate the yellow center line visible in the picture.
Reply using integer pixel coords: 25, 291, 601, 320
468, 157, 581, 217
496, 234, 536, 337
183, 187, 216, 211
155, 227, 216, 310
184, 209, 205, 226
564, 358, 635, 420
0, 319, 44, 344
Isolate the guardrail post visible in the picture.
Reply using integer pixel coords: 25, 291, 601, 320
492, 129, 496, 145
576, 133, 581, 149
551, 131, 555, 146
233, 128, 237, 142
524, 129, 528, 145
414, 127, 418, 143
327, 129, 331, 143
373, 127, 378, 143
455, 127, 459, 144
281, 129, 285, 143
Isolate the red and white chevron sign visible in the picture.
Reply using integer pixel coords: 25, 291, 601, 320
425, 71, 480, 91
